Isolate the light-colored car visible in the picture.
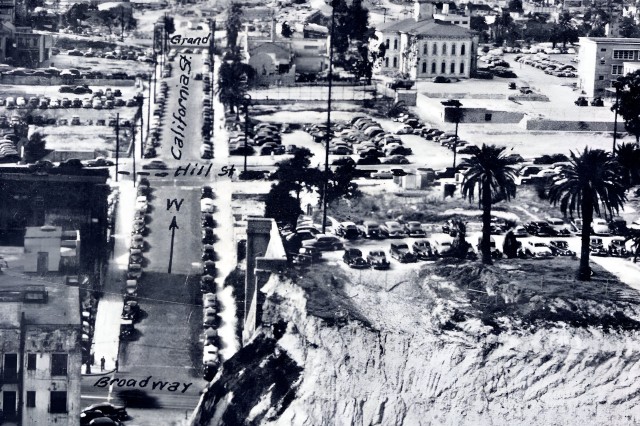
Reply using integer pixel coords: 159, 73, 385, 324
546, 217, 569, 234
524, 239, 553, 258
135, 196, 148, 212
432, 235, 454, 257
591, 218, 610, 235
371, 170, 393, 179
201, 198, 215, 213
380, 221, 406, 238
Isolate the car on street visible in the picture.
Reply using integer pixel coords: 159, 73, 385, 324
202, 228, 215, 244
380, 221, 406, 238
367, 250, 390, 270
203, 292, 217, 309
432, 236, 454, 257
591, 218, 611, 235
142, 160, 167, 170
127, 264, 142, 280
343, 248, 369, 269
202, 244, 215, 261
201, 186, 214, 200
608, 238, 629, 257
130, 235, 144, 250
511, 226, 528, 238
201, 199, 215, 213
390, 242, 417, 263
358, 221, 381, 239
383, 155, 410, 165
548, 240, 576, 256
357, 156, 381, 165
404, 221, 426, 237
524, 239, 553, 258
525, 221, 555, 237
335, 222, 359, 239
302, 234, 344, 251
135, 196, 148, 213
371, 170, 393, 179
412, 240, 435, 260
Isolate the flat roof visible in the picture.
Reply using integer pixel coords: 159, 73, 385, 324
581, 37, 640, 45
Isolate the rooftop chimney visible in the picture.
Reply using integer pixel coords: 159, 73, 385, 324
414, 0, 435, 21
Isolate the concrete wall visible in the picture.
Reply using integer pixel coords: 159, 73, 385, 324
0, 75, 135, 87
524, 119, 623, 131
24, 235, 62, 273
422, 92, 506, 99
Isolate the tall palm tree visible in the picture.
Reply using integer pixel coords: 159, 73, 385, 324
548, 148, 627, 281
461, 144, 518, 264
615, 142, 640, 188
216, 61, 253, 116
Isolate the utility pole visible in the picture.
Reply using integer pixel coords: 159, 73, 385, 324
322, 1, 336, 234
612, 83, 620, 153
242, 94, 251, 176
147, 72, 151, 136
132, 123, 136, 187
115, 112, 120, 181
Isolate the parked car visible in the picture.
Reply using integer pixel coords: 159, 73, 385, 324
412, 240, 435, 260
432, 236, 454, 257
343, 248, 369, 269
589, 237, 608, 256
591, 218, 611, 235
366, 250, 390, 270
335, 222, 359, 240
390, 242, 417, 263
142, 160, 167, 170
575, 97, 588, 106
404, 221, 426, 237
547, 240, 575, 256
81, 402, 127, 421
380, 221, 406, 238
358, 221, 381, 239
525, 221, 555, 237
371, 170, 394, 179
524, 239, 553, 258
608, 238, 629, 257
302, 234, 344, 251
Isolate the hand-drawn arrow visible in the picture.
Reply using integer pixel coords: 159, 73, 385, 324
168, 215, 179, 274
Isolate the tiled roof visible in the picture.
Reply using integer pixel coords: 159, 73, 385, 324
378, 18, 475, 37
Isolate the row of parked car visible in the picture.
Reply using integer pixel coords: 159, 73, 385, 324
516, 55, 577, 78
229, 121, 286, 156
66, 47, 152, 61
201, 53, 214, 160
145, 80, 169, 159
0, 129, 18, 162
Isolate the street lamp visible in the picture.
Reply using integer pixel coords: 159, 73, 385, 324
441, 99, 463, 168
321, 0, 337, 235
242, 93, 252, 176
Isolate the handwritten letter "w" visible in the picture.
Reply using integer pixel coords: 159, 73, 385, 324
166, 199, 184, 212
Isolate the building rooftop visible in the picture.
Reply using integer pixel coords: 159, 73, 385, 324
25, 225, 62, 239
581, 37, 640, 44
378, 18, 476, 37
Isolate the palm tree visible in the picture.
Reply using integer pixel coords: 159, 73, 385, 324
216, 61, 253, 116
548, 148, 627, 281
461, 144, 518, 264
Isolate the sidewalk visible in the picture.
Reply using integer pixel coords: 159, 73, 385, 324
87, 180, 137, 374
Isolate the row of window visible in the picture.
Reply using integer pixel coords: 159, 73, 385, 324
599, 48, 639, 61
384, 39, 467, 56
3, 353, 68, 377
383, 56, 466, 75
1, 390, 68, 416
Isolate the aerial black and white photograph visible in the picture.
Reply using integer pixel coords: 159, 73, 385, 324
0, 0, 640, 424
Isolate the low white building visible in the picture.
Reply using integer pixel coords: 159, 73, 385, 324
577, 37, 640, 98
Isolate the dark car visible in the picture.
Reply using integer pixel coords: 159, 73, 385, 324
88, 418, 122, 426
202, 229, 215, 244
548, 240, 576, 256
357, 221, 381, 239
81, 410, 106, 425
388, 79, 414, 90
575, 97, 588, 106
202, 244, 215, 261
367, 250, 390, 270
357, 156, 381, 165
82, 403, 127, 421
608, 238, 629, 257
525, 221, 555, 237
590, 97, 604, 106
302, 234, 343, 251
343, 248, 369, 269
404, 221, 426, 237
412, 240, 435, 260
121, 300, 140, 321
609, 218, 628, 236
589, 237, 608, 256
335, 222, 360, 240
201, 185, 214, 200
390, 242, 417, 263
202, 213, 216, 228
142, 160, 167, 170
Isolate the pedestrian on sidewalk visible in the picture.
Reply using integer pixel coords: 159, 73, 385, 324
115, 360, 119, 372
100, 356, 105, 371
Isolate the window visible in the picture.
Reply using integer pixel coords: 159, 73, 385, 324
51, 354, 67, 376
423, 43, 428, 55
393, 57, 398, 68
385, 57, 389, 67
27, 353, 36, 370
422, 62, 427, 73
461, 44, 466, 55
485, 113, 492, 121
442, 43, 447, 55
460, 62, 465, 74
441, 61, 446, 73
598, 75, 604, 80
450, 62, 455, 73
600, 48, 606, 52
451, 43, 456, 55
613, 50, 635, 60
612, 65, 624, 75
600, 59, 605, 65
431, 62, 436, 73
4, 353, 17, 381
454, 21, 459, 24
393, 39, 398, 50
432, 43, 437, 55
49, 391, 67, 414
385, 39, 389, 48
27, 391, 36, 408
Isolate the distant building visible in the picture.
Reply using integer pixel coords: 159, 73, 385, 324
577, 37, 640, 97
374, 0, 478, 79
0, 279, 81, 426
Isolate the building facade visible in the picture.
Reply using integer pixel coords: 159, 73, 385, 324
577, 37, 640, 97
374, 0, 478, 79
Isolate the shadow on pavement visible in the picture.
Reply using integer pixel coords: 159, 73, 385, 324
116, 389, 162, 409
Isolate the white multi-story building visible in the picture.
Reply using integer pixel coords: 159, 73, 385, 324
577, 37, 640, 98
374, 0, 478, 80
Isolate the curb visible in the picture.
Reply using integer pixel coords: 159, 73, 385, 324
82, 368, 116, 377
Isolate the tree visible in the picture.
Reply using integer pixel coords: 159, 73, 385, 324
321, 162, 361, 206
615, 142, 640, 188
270, 148, 322, 202
548, 148, 627, 281
508, 0, 523, 12
265, 182, 303, 228
619, 16, 640, 38
449, 219, 472, 259
24, 132, 46, 162
226, 3, 243, 50
216, 61, 253, 114
614, 70, 640, 144
281, 21, 293, 38
470, 16, 489, 42
460, 145, 518, 264
64, 3, 92, 31
502, 230, 519, 258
